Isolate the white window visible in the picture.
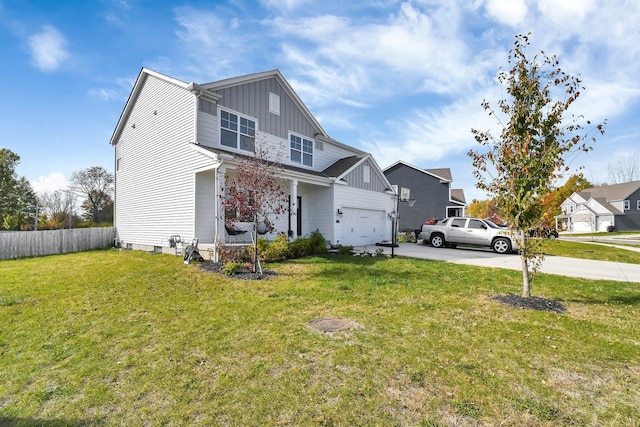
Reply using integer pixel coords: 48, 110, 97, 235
637, 200, 640, 210
290, 133, 313, 167
116, 143, 122, 172
269, 92, 280, 115
624, 200, 630, 210
220, 109, 255, 152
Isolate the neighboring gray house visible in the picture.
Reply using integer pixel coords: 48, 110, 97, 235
109, 68, 395, 254
556, 181, 640, 231
383, 161, 466, 232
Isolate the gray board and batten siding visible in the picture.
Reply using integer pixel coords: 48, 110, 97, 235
384, 163, 452, 232
215, 77, 319, 142
342, 158, 389, 193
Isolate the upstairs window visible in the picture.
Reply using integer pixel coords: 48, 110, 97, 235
220, 109, 255, 152
624, 200, 630, 210
290, 133, 313, 167
637, 200, 640, 210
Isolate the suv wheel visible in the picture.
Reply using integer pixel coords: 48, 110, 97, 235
430, 234, 445, 248
492, 237, 512, 254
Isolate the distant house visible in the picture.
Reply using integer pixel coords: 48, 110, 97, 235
109, 68, 395, 253
556, 181, 640, 231
383, 161, 466, 232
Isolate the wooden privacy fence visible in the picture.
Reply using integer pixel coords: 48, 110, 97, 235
0, 227, 115, 260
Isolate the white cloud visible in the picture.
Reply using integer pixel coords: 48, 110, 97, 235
484, 0, 528, 26
27, 25, 69, 71
259, 0, 311, 12
265, 2, 481, 105
167, 6, 255, 80
31, 172, 69, 195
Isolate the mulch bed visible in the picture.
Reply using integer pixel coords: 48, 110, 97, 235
490, 293, 566, 313
198, 261, 276, 280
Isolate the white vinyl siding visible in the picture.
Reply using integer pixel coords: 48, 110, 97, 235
114, 74, 214, 248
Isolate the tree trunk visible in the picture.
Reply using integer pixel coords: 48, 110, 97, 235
521, 257, 531, 297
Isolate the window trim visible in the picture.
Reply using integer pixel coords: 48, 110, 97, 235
219, 108, 257, 153
637, 200, 640, 210
289, 132, 314, 167
624, 200, 630, 210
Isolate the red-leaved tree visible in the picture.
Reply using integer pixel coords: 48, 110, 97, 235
220, 141, 290, 272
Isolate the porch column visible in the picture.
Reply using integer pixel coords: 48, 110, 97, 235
290, 179, 298, 239
213, 165, 226, 260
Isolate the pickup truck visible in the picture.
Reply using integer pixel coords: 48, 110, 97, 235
418, 217, 519, 254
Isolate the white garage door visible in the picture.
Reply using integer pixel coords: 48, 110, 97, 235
342, 208, 386, 246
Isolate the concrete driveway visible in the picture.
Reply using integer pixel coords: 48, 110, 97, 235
360, 242, 640, 282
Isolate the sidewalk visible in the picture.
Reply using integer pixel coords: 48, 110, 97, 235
360, 243, 640, 283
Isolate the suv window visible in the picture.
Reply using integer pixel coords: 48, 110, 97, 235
468, 219, 486, 229
451, 218, 466, 228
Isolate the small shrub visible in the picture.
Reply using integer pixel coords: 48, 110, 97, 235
261, 234, 291, 262
223, 261, 244, 276
309, 230, 327, 254
398, 231, 417, 243
289, 230, 326, 258
256, 238, 269, 254
337, 245, 353, 255
289, 237, 311, 258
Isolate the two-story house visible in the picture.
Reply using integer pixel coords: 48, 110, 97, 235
109, 68, 395, 254
556, 181, 640, 231
383, 161, 466, 232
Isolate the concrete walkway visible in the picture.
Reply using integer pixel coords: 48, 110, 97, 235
358, 242, 640, 283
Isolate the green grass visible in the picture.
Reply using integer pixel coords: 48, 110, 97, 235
1, 249, 639, 426
541, 239, 640, 263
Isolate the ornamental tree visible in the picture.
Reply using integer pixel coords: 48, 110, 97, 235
220, 140, 290, 273
468, 33, 605, 297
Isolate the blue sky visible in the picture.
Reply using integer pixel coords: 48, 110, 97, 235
2, 0, 639, 202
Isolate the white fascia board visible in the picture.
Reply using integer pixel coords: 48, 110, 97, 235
316, 134, 366, 155
186, 83, 221, 102
280, 169, 332, 187
190, 143, 230, 164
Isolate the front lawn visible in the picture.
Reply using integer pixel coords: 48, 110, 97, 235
541, 239, 640, 263
1, 250, 638, 426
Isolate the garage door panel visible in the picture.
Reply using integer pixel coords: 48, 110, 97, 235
342, 208, 386, 246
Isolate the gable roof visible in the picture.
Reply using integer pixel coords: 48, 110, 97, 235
425, 168, 453, 182
322, 156, 362, 178
579, 180, 640, 202
110, 68, 334, 147
109, 68, 193, 146
192, 145, 391, 190
451, 189, 466, 204
383, 160, 452, 182
197, 69, 328, 138
591, 197, 623, 215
